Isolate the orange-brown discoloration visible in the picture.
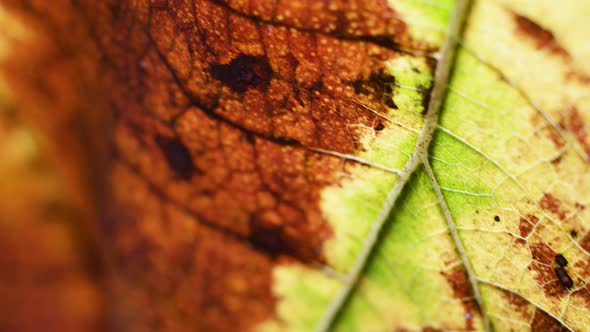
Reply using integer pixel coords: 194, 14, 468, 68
565, 70, 590, 85
531, 309, 568, 332
571, 285, 590, 311
530, 111, 564, 155
547, 126, 566, 151
105, 164, 276, 331
441, 267, 479, 330
499, 290, 534, 321
519, 214, 539, 238
421, 327, 443, 332
511, 12, 570, 59
529, 243, 568, 297
580, 232, 590, 253
563, 107, 590, 159
539, 193, 568, 221
213, 0, 420, 50
510, 10, 590, 115
574, 257, 590, 280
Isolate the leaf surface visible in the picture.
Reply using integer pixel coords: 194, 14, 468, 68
1, 0, 590, 331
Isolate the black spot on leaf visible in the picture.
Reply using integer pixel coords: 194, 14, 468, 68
210, 54, 273, 93
555, 254, 568, 267
494, 215, 500, 222
554, 267, 573, 289
155, 134, 197, 180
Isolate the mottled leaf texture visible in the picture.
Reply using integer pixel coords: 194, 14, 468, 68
1, 0, 590, 332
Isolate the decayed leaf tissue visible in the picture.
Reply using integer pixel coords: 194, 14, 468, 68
1, 0, 590, 331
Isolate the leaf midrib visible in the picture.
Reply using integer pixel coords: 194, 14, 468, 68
314, 1, 479, 331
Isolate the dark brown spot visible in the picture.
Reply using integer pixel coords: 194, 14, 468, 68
519, 214, 539, 237
570, 229, 578, 238
494, 215, 500, 222
554, 254, 568, 267
374, 122, 385, 131
531, 309, 569, 332
554, 267, 573, 289
550, 154, 563, 165
539, 193, 568, 220
385, 97, 398, 109
248, 222, 298, 258
511, 12, 570, 59
155, 135, 197, 181
210, 54, 273, 93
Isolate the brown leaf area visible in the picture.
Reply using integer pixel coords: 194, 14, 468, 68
497, 289, 568, 332
97, 0, 422, 330
1, 0, 428, 331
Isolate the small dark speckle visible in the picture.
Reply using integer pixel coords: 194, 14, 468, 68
244, 133, 255, 144
570, 230, 578, 238
374, 122, 385, 131
384, 83, 393, 95
155, 134, 196, 181
138, 59, 148, 70
555, 254, 568, 267
352, 79, 364, 94
494, 215, 500, 222
274, 137, 299, 146
385, 97, 398, 109
554, 267, 574, 289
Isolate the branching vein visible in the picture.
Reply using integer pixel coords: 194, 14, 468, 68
423, 158, 491, 331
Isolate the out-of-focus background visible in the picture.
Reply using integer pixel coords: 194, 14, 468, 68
0, 3, 106, 331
